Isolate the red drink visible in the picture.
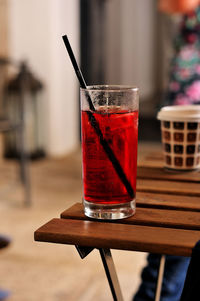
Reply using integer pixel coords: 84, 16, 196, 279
81, 107, 138, 205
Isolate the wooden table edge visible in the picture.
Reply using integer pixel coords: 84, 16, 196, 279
34, 218, 200, 257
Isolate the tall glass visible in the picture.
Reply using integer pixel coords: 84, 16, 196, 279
81, 85, 139, 220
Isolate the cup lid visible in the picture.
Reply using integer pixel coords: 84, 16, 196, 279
157, 105, 200, 122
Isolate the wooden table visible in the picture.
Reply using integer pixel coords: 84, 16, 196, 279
34, 152, 200, 301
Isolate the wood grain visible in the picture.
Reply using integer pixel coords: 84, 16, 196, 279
34, 218, 200, 257
137, 179, 200, 196
136, 191, 200, 211
61, 203, 200, 230
137, 166, 200, 183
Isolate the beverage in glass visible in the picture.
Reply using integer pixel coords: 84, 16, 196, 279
81, 85, 139, 219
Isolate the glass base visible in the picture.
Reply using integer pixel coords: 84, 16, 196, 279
83, 199, 135, 220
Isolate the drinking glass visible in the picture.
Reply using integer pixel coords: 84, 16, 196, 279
81, 85, 139, 219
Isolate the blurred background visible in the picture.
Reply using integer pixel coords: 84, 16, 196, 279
0, 0, 176, 157
0, 0, 179, 300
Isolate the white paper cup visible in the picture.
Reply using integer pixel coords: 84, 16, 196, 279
157, 105, 200, 171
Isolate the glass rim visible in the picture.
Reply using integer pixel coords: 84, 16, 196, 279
80, 85, 139, 92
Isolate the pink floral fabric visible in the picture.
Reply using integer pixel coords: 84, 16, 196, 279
166, 6, 200, 105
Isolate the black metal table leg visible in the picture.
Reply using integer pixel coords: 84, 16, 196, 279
76, 246, 124, 301
75, 245, 94, 259
99, 248, 124, 301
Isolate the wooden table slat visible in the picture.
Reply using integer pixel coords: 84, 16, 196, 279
137, 179, 200, 197
137, 166, 200, 183
137, 192, 200, 211
61, 203, 200, 230
34, 218, 200, 257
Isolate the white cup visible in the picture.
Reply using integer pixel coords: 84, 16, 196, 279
157, 105, 200, 170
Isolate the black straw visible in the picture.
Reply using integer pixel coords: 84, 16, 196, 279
62, 35, 95, 111
62, 35, 134, 199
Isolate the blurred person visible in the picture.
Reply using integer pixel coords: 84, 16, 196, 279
133, 1, 200, 301
161, 0, 200, 106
